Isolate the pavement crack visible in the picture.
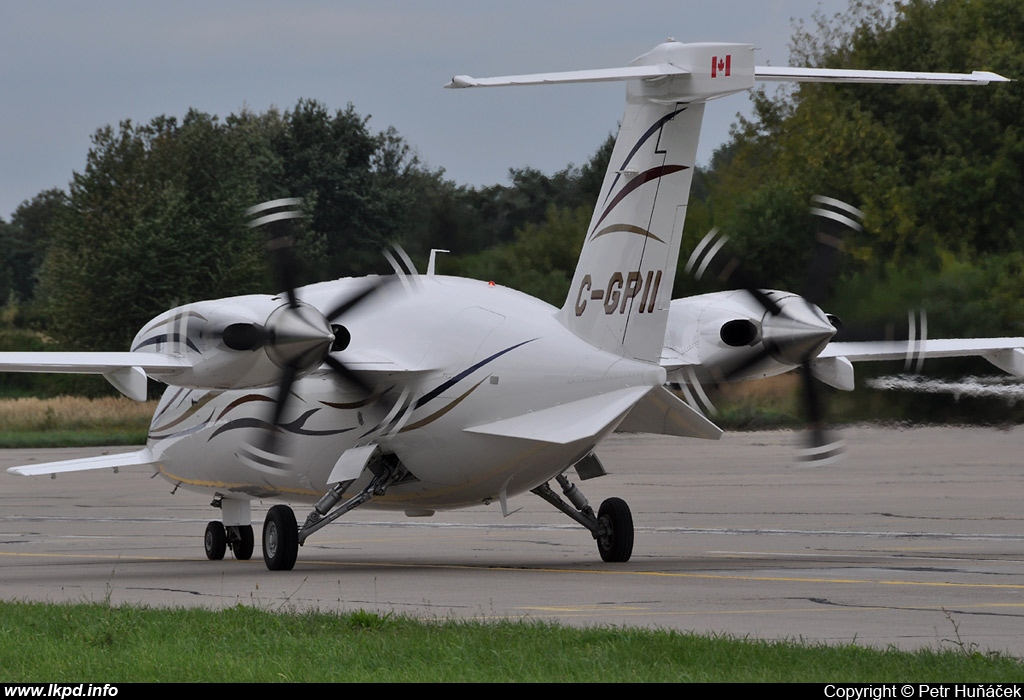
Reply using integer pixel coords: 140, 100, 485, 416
125, 586, 203, 596
802, 597, 1024, 619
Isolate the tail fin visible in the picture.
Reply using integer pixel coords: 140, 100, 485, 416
557, 42, 754, 362
449, 41, 755, 362
559, 100, 701, 362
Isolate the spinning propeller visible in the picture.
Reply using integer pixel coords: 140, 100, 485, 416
235, 198, 398, 471
683, 195, 863, 464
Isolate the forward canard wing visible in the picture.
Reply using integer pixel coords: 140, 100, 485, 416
7, 448, 158, 477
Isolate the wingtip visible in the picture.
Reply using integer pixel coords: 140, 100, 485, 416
444, 75, 477, 89
972, 70, 1012, 83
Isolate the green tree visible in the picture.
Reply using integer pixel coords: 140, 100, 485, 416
699, 0, 1024, 328
39, 114, 268, 351
35, 100, 444, 351
0, 189, 68, 308
451, 205, 589, 305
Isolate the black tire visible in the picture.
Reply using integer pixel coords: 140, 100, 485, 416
263, 505, 299, 571
231, 525, 255, 561
204, 521, 226, 561
596, 497, 634, 563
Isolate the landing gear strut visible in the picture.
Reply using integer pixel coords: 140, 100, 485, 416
261, 455, 407, 571
532, 474, 634, 562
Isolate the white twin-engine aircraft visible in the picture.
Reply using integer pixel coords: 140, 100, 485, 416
0, 41, 1013, 570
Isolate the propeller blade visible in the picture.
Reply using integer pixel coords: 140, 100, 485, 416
803, 195, 862, 306
269, 363, 299, 428
324, 354, 374, 395
682, 195, 865, 464
324, 278, 389, 323
240, 363, 299, 472
685, 227, 782, 315
796, 361, 846, 465
235, 206, 414, 468
246, 198, 305, 309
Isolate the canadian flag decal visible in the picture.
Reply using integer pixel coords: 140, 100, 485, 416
711, 54, 731, 78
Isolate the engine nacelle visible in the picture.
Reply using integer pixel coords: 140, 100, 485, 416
664, 289, 837, 387
131, 295, 333, 390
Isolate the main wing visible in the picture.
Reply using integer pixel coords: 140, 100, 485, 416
0, 352, 191, 401
660, 335, 1024, 393
819, 338, 1024, 388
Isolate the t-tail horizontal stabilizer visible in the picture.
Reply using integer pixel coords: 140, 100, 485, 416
447, 41, 1008, 98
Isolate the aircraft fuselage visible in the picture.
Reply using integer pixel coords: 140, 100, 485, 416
146, 275, 664, 511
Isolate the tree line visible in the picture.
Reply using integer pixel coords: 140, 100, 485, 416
2, 0, 1023, 403
0, 101, 610, 358
690, 0, 1024, 340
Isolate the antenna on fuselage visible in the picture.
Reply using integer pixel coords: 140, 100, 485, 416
427, 248, 450, 276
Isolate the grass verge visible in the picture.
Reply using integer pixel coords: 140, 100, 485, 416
0, 396, 155, 448
1, 601, 1022, 682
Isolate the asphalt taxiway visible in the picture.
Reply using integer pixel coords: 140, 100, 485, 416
1, 425, 1022, 656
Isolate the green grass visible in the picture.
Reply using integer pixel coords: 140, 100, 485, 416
0, 601, 1021, 682
0, 429, 149, 448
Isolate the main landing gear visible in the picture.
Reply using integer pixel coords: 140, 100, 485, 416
262, 505, 298, 571
261, 456, 405, 571
532, 473, 634, 562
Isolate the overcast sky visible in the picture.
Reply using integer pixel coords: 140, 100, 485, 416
0, 0, 856, 220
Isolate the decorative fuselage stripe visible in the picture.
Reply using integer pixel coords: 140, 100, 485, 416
150, 391, 221, 433
149, 417, 214, 441
215, 393, 274, 421
320, 388, 391, 410
603, 106, 687, 205
358, 338, 536, 438
208, 407, 356, 440
131, 309, 207, 353
414, 338, 537, 411
156, 466, 321, 497
133, 333, 201, 354
589, 164, 689, 237
399, 378, 487, 433
589, 223, 666, 244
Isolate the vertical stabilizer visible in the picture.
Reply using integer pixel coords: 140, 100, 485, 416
557, 42, 753, 362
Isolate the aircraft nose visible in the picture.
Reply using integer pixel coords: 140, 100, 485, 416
762, 296, 836, 365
